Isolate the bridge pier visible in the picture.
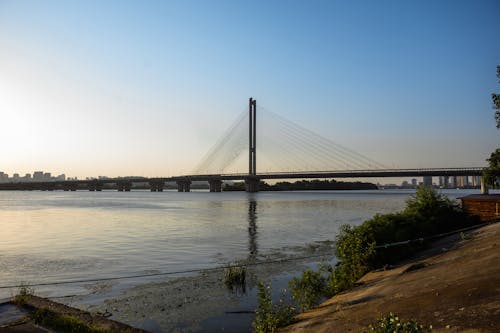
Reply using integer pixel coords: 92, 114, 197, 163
177, 180, 191, 192
149, 180, 165, 192
481, 176, 489, 195
245, 177, 260, 193
88, 181, 103, 191
41, 183, 56, 191
208, 179, 222, 192
63, 183, 78, 191
116, 180, 132, 192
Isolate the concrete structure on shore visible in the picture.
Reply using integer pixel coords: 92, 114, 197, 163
460, 194, 500, 222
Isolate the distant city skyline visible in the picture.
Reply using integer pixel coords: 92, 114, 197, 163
0, 169, 483, 189
1, 0, 499, 178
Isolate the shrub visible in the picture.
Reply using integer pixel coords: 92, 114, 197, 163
289, 269, 326, 311
253, 282, 296, 333
343, 186, 477, 268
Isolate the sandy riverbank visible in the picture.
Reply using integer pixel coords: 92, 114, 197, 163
280, 222, 500, 332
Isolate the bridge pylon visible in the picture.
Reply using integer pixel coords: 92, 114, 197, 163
249, 97, 257, 176
246, 97, 259, 192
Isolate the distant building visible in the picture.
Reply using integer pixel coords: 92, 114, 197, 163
423, 176, 432, 186
43, 172, 52, 181
411, 179, 417, 187
33, 171, 44, 181
55, 174, 66, 181
0, 172, 8, 182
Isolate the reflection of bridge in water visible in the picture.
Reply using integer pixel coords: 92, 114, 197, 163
0, 98, 485, 192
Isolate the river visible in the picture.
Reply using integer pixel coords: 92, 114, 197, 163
0, 189, 483, 332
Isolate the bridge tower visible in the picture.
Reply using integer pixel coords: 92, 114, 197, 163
249, 97, 257, 175
245, 97, 259, 192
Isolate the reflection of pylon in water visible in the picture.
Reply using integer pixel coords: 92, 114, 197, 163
248, 199, 257, 261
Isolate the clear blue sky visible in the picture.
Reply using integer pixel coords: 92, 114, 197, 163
0, 0, 499, 177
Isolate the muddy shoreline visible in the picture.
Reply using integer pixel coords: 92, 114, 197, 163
65, 241, 337, 332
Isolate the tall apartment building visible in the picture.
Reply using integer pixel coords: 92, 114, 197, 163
33, 171, 44, 181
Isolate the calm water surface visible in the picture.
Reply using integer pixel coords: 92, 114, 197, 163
0, 189, 480, 301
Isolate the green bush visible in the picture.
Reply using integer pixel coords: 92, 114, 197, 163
253, 282, 296, 333
345, 186, 477, 268
289, 269, 326, 311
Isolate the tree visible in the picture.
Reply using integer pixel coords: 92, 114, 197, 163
483, 148, 500, 188
484, 67, 500, 187
492, 65, 500, 129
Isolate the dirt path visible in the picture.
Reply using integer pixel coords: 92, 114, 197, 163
280, 223, 500, 333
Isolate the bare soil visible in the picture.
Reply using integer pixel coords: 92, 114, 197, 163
0, 296, 148, 333
280, 222, 500, 333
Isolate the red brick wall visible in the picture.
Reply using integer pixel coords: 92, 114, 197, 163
462, 200, 500, 222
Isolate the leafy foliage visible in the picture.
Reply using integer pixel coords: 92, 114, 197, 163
483, 148, 500, 188
253, 282, 296, 333
289, 270, 326, 311
492, 65, 500, 129
366, 312, 432, 333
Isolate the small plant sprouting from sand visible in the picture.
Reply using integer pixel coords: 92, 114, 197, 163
366, 312, 432, 332
13, 282, 35, 305
223, 263, 246, 292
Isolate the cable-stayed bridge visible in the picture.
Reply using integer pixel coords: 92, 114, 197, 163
0, 98, 484, 192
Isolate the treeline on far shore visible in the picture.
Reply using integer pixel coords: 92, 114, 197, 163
223, 179, 377, 191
